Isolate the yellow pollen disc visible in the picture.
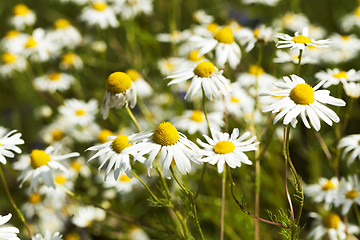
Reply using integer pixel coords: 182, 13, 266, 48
194, 61, 216, 78
188, 50, 204, 62
64, 233, 80, 240
254, 28, 260, 39
321, 180, 336, 191
126, 69, 141, 82
29, 193, 42, 204
71, 161, 82, 172
119, 174, 131, 182
75, 109, 86, 116
249, 65, 264, 76
292, 35, 311, 44
290, 83, 315, 105
98, 129, 114, 143
25, 37, 37, 48
112, 135, 131, 153
13, 4, 30, 16
92, 2, 107, 11
2, 52, 16, 64
333, 71, 347, 79
54, 175, 67, 185
214, 27, 234, 44
345, 190, 358, 199
207, 23, 219, 33
166, 62, 175, 71
213, 141, 235, 154
190, 110, 203, 122
6, 30, 19, 38
48, 72, 61, 81
62, 53, 76, 65
355, 7, 360, 17
55, 19, 71, 29
153, 122, 179, 146
51, 129, 65, 141
231, 97, 240, 103
322, 213, 340, 229
30, 149, 51, 169
341, 35, 350, 41
106, 72, 132, 94
0, 142, 1, 147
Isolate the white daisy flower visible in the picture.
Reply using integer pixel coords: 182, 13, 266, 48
49, 19, 82, 49
191, 27, 241, 69
33, 72, 75, 93
80, 1, 119, 29
274, 12, 310, 33
330, 33, 360, 52
304, 177, 339, 208
334, 175, 360, 215
59, 53, 83, 70
197, 128, 259, 173
59, 99, 98, 126
113, 0, 153, 20
276, 27, 331, 51
126, 69, 153, 98
338, 134, 360, 165
0, 30, 28, 54
261, 74, 346, 131
10, 4, 36, 31
242, 0, 280, 6
0, 213, 20, 240
67, 157, 91, 178
315, 68, 360, 88
273, 49, 316, 65
72, 206, 106, 228
129, 122, 201, 177
22, 192, 47, 218
101, 72, 137, 119
308, 212, 359, 240
157, 30, 185, 44
340, 6, 360, 32
33, 231, 63, 240
0, 52, 27, 77
242, 25, 275, 52
192, 10, 214, 25
102, 171, 139, 194
17, 147, 79, 190
0, 128, 24, 165
157, 57, 183, 76
166, 61, 230, 101
343, 82, 360, 99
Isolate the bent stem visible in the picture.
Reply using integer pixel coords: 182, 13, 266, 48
283, 126, 295, 221
126, 105, 142, 132
0, 166, 33, 240
220, 167, 227, 240
132, 170, 161, 204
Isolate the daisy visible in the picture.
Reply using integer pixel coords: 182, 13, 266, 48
340, 6, 360, 32
22, 192, 47, 218
329, 33, 360, 52
10, 4, 36, 30
33, 72, 75, 93
17, 147, 79, 190
261, 74, 346, 131
113, 0, 153, 20
157, 57, 183, 76
304, 177, 339, 208
126, 69, 153, 98
0, 30, 28, 54
59, 53, 83, 70
273, 49, 316, 65
100, 72, 137, 119
343, 82, 360, 99
0, 213, 20, 240
242, 0, 280, 6
0, 128, 24, 165
59, 99, 98, 126
192, 10, 214, 25
102, 171, 139, 194
128, 122, 201, 177
274, 12, 309, 33
191, 27, 241, 69
242, 25, 275, 52
197, 128, 259, 173
157, 30, 185, 44
315, 68, 360, 88
72, 206, 106, 228
33, 231, 63, 240
80, 1, 119, 29
0, 52, 27, 77
49, 19, 82, 49
334, 175, 360, 215
338, 134, 360, 165
97, 129, 115, 144
276, 27, 331, 51
166, 61, 231, 101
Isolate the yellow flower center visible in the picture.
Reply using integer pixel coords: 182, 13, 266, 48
231, 97, 240, 103
2, 52, 16, 64
119, 174, 131, 182
213, 141, 235, 154
6, 30, 19, 38
321, 180, 336, 191
292, 35, 311, 44
92, 2, 107, 11
98, 129, 114, 143
62, 53, 76, 65
55, 19, 71, 29
29, 193, 42, 204
190, 110, 203, 122
345, 190, 359, 200
75, 109, 86, 116
165, 62, 175, 72
0, 142, 1, 147
333, 71, 347, 79
30, 149, 50, 169
71, 161, 82, 172
106, 72, 132, 94
153, 122, 179, 146
214, 27, 234, 44
290, 83, 315, 105
48, 72, 61, 81
112, 135, 131, 153
249, 65, 264, 76
54, 175, 67, 185
13, 4, 30, 16
126, 69, 141, 82
25, 37, 37, 48
207, 23, 219, 34
188, 50, 204, 62
254, 28, 260, 39
194, 61, 216, 78
322, 213, 340, 229
341, 35, 350, 41
64, 233, 80, 240
355, 7, 360, 17
51, 129, 65, 141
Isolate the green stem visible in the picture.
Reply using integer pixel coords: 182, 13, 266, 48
132, 170, 161, 204
0, 166, 33, 239
126, 106, 142, 132
297, 49, 303, 76
341, 97, 354, 135
353, 204, 360, 227
220, 167, 226, 240
201, 87, 211, 134
283, 126, 295, 221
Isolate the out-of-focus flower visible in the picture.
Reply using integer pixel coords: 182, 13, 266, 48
50, 19, 82, 49
72, 206, 106, 228
33, 72, 76, 93
274, 12, 309, 32
10, 4, 36, 30
59, 53, 83, 70
113, 0, 153, 20
315, 68, 360, 88
334, 175, 360, 215
304, 177, 339, 208
273, 49, 316, 65
338, 134, 360, 165
33, 231, 63, 240
242, 25, 275, 52
340, 6, 360, 32
126, 69, 153, 98
59, 99, 98, 126
80, 1, 119, 29
343, 82, 360, 99
243, 0, 280, 6
0, 52, 27, 77
192, 10, 214, 25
